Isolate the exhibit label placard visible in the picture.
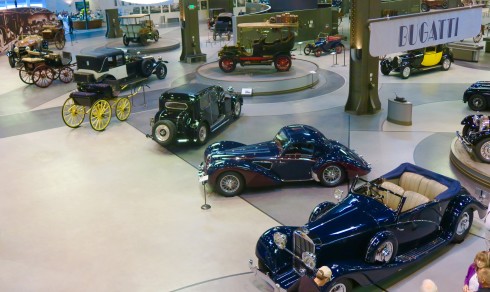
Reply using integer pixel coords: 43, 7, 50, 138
369, 7, 482, 56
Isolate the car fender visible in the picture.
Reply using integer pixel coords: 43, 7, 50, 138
365, 230, 398, 263
205, 141, 246, 156
308, 201, 337, 222
311, 155, 356, 178
380, 58, 391, 68
460, 114, 482, 126
255, 226, 296, 276
207, 159, 281, 187
441, 193, 486, 237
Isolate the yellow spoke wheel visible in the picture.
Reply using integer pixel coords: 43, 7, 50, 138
115, 97, 131, 121
61, 97, 85, 128
89, 99, 111, 131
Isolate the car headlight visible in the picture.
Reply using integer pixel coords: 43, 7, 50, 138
14, 47, 19, 53
273, 232, 287, 250
26, 46, 31, 51
302, 252, 316, 270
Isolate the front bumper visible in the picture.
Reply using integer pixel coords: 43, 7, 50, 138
249, 260, 286, 292
198, 162, 208, 184
456, 131, 473, 153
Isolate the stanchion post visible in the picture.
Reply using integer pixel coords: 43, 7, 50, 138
201, 182, 211, 210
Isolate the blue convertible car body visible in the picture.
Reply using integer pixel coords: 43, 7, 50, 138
198, 124, 371, 196
251, 163, 486, 291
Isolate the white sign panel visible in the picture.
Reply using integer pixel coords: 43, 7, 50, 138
369, 7, 482, 57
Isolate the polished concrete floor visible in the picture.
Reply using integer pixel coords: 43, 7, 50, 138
0, 17, 490, 292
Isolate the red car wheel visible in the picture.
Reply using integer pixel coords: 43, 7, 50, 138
219, 57, 236, 73
274, 55, 291, 72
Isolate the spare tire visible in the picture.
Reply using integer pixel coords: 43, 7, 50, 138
140, 59, 154, 77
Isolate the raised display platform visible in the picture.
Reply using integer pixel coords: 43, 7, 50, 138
105, 38, 180, 54
195, 59, 320, 95
450, 137, 490, 188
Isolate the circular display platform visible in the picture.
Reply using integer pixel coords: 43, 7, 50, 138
105, 38, 180, 54
195, 60, 320, 95
450, 137, 490, 188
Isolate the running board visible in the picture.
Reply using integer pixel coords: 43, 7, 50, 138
395, 237, 446, 263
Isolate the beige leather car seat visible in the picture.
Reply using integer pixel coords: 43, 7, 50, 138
399, 172, 447, 200
401, 191, 430, 212
380, 181, 404, 211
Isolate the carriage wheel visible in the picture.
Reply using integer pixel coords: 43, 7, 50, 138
115, 97, 131, 121
61, 97, 85, 128
18, 65, 34, 84
153, 30, 159, 42
55, 31, 66, 49
140, 35, 148, 46
89, 99, 111, 131
59, 66, 74, 83
32, 65, 55, 88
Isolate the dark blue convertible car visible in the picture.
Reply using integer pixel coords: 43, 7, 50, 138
250, 163, 486, 291
198, 124, 371, 196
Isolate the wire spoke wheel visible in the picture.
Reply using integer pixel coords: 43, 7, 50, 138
61, 97, 85, 128
32, 65, 54, 88
59, 66, 74, 83
115, 97, 131, 121
89, 99, 112, 131
18, 65, 34, 84
374, 241, 394, 263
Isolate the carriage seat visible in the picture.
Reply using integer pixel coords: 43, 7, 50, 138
399, 172, 448, 201
79, 83, 113, 98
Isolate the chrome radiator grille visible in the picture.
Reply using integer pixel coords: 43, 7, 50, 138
293, 230, 315, 272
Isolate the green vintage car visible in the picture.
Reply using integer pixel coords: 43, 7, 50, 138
218, 21, 297, 73
120, 14, 159, 46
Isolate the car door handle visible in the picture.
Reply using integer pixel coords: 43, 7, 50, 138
396, 227, 404, 231
278, 161, 286, 164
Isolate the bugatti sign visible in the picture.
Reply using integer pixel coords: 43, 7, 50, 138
369, 7, 482, 56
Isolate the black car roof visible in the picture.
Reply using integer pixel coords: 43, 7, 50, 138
163, 83, 214, 99
283, 124, 325, 143
77, 48, 125, 59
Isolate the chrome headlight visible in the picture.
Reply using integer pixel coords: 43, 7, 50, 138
302, 252, 316, 270
14, 47, 19, 53
25, 46, 31, 51
273, 232, 287, 250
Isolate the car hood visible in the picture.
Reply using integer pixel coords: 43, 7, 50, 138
304, 195, 382, 245
210, 141, 279, 159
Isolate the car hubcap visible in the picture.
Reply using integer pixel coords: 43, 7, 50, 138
472, 97, 483, 108
443, 59, 450, 69
480, 142, 490, 160
402, 67, 410, 77
456, 212, 469, 235
223, 59, 233, 70
156, 125, 169, 142
375, 242, 393, 262
199, 126, 207, 141
277, 57, 289, 70
234, 103, 241, 116
329, 284, 347, 292
220, 175, 239, 193
323, 166, 341, 184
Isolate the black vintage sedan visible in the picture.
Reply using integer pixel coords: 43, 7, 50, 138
463, 81, 490, 111
457, 114, 490, 163
149, 83, 243, 146
198, 124, 371, 196
251, 163, 486, 292
380, 45, 453, 79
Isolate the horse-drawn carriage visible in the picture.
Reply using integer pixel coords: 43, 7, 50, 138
39, 23, 66, 49
18, 50, 75, 88
62, 82, 141, 131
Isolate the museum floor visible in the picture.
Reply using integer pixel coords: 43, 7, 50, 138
0, 18, 489, 292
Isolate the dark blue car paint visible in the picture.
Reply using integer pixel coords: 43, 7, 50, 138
202, 125, 371, 193
254, 163, 486, 290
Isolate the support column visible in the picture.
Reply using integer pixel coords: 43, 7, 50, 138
345, 0, 381, 115
179, 0, 206, 63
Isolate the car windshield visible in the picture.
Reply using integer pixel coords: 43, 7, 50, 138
273, 129, 289, 151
